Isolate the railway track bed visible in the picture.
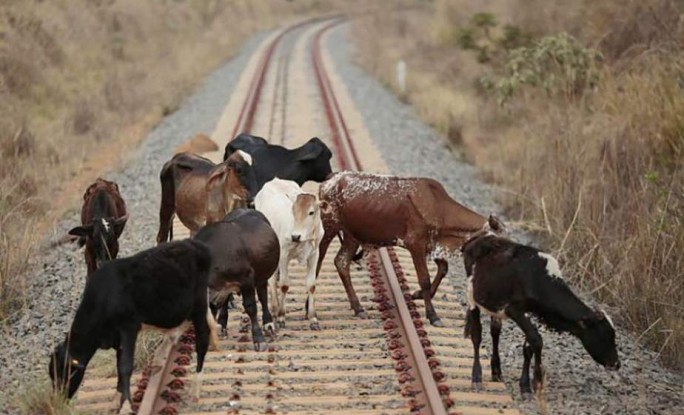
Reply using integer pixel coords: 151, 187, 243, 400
73, 17, 521, 415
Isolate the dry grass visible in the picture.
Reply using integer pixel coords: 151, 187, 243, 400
353, 0, 684, 369
14, 381, 87, 415
0, 0, 339, 321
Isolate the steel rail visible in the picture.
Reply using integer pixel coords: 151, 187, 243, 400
310, 20, 449, 415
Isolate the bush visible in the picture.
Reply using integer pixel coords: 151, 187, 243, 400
483, 33, 603, 105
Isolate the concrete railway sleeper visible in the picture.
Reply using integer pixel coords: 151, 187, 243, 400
72, 17, 519, 415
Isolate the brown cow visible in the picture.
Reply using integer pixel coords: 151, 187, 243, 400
156, 150, 257, 244
68, 178, 128, 276
317, 171, 505, 326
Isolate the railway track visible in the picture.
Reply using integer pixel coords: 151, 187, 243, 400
73, 17, 520, 415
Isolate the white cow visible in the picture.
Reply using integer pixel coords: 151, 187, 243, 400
255, 178, 324, 330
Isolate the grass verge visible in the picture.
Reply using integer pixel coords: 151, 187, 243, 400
352, 0, 684, 369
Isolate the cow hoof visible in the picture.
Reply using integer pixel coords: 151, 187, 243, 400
220, 328, 228, 337
430, 318, 444, 327
491, 373, 503, 383
118, 400, 134, 415
521, 391, 534, 401
309, 321, 321, 331
277, 319, 286, 329
471, 382, 483, 392
254, 341, 267, 352
264, 322, 276, 336
355, 310, 368, 319
411, 290, 422, 300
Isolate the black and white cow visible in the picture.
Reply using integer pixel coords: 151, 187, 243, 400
49, 240, 217, 414
461, 232, 620, 395
223, 133, 333, 191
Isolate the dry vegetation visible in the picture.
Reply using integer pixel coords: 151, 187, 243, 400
0, 0, 336, 321
353, 0, 684, 369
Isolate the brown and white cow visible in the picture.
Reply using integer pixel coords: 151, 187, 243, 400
317, 171, 504, 326
68, 178, 128, 276
255, 178, 324, 330
156, 150, 257, 244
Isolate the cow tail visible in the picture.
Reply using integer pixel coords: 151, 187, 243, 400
158, 160, 176, 243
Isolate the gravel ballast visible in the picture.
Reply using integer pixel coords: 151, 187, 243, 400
326, 23, 684, 415
0, 33, 267, 410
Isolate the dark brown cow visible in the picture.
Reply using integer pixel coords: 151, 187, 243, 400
194, 208, 279, 351
68, 178, 128, 276
156, 150, 257, 244
317, 171, 504, 326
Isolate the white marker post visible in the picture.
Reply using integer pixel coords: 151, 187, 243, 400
396, 59, 406, 94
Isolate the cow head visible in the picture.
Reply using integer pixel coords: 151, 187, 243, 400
295, 137, 333, 182
291, 193, 320, 243
576, 308, 620, 371
49, 340, 86, 399
223, 133, 269, 161
206, 150, 257, 222
68, 215, 128, 269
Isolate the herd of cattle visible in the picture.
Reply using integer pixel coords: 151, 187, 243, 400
48, 133, 620, 414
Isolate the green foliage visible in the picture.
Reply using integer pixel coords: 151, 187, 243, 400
471, 12, 496, 36
454, 27, 477, 50
483, 33, 602, 105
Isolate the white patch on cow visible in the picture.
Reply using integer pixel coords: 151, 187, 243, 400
118, 400, 133, 415
466, 276, 477, 310
101, 218, 110, 233
602, 310, 615, 329
538, 252, 563, 279
396, 238, 405, 247
236, 149, 252, 166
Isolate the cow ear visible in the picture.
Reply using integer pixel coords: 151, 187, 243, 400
112, 213, 129, 235
296, 139, 323, 161
206, 165, 227, 222
68, 224, 93, 237
488, 214, 505, 232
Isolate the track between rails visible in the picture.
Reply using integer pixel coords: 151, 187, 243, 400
73, 17, 520, 415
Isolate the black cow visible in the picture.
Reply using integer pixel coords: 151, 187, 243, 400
461, 232, 620, 395
68, 178, 128, 276
223, 133, 333, 191
49, 240, 215, 414
194, 208, 279, 351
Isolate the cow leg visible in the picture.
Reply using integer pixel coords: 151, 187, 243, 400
520, 341, 533, 397
241, 285, 265, 351
334, 236, 365, 318
409, 248, 442, 326
316, 231, 336, 277
206, 307, 220, 352
305, 250, 320, 330
507, 308, 544, 394
116, 327, 137, 414
490, 317, 503, 382
275, 250, 290, 328
190, 307, 210, 401
468, 307, 483, 391
411, 258, 448, 300
227, 293, 236, 310
268, 269, 281, 326
257, 283, 275, 336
